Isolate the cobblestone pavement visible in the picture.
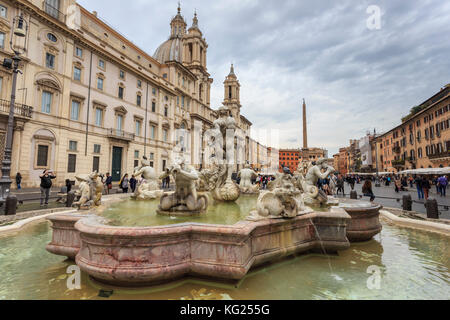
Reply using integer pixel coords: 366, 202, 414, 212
335, 182, 450, 219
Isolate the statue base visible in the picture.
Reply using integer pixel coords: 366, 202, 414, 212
131, 190, 164, 201
246, 206, 314, 222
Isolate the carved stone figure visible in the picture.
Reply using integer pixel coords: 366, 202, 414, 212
73, 171, 103, 210
157, 157, 208, 215
200, 106, 240, 202
237, 164, 259, 194
299, 158, 336, 206
131, 157, 164, 200
247, 168, 312, 221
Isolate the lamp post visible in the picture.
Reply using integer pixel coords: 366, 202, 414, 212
0, 14, 28, 214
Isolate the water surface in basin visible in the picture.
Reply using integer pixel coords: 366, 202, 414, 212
99, 195, 259, 227
0, 220, 448, 300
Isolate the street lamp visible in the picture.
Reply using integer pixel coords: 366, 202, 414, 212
0, 13, 28, 214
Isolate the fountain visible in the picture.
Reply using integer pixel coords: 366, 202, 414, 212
199, 106, 240, 202
131, 157, 164, 200
237, 163, 260, 195
157, 156, 208, 216
45, 154, 384, 286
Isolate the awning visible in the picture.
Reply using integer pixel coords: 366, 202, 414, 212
398, 167, 450, 175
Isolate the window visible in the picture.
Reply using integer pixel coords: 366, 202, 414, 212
117, 115, 123, 131
46, 33, 57, 43
162, 159, 167, 171
41, 91, 52, 114
45, 0, 61, 19
150, 125, 156, 139
163, 129, 168, 142
93, 144, 101, 154
134, 150, 139, 159
37, 145, 49, 167
75, 47, 83, 58
0, 32, 5, 49
69, 141, 78, 151
137, 80, 142, 88
164, 107, 168, 117
418, 148, 423, 158
118, 86, 124, 99
152, 88, 156, 95
97, 77, 103, 90
149, 153, 154, 160
119, 70, 125, 79
163, 73, 167, 79
71, 100, 80, 120
95, 108, 103, 126
0, 5, 7, 18
135, 120, 141, 136
68, 154, 77, 173
152, 102, 156, 112
46, 53, 55, 69
93, 156, 100, 172
73, 66, 81, 81
98, 59, 105, 69
136, 94, 141, 107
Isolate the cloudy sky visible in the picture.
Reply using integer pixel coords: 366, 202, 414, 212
78, 0, 450, 156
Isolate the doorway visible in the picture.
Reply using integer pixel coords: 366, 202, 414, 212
112, 146, 123, 181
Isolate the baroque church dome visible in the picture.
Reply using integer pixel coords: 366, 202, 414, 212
153, 5, 186, 64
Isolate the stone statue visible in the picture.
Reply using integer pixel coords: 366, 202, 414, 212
157, 157, 208, 215
200, 106, 240, 202
73, 171, 103, 210
131, 157, 163, 200
299, 158, 336, 206
237, 164, 259, 194
247, 167, 312, 221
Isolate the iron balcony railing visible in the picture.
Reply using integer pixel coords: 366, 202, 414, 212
429, 150, 450, 160
44, 1, 66, 23
107, 128, 135, 141
0, 99, 33, 118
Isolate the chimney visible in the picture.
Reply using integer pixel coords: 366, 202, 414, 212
302, 99, 308, 149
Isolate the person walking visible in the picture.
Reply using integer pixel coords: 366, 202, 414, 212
130, 175, 137, 193
438, 175, 448, 196
394, 177, 401, 193
39, 169, 56, 207
119, 174, 129, 193
414, 175, 424, 200
423, 177, 431, 200
362, 179, 376, 202
15, 172, 22, 190
336, 175, 345, 196
105, 173, 113, 195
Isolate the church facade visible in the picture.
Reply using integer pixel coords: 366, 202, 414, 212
0, 0, 259, 188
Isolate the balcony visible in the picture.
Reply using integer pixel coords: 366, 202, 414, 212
0, 99, 33, 119
43, 1, 66, 23
392, 159, 405, 167
429, 150, 450, 160
392, 146, 401, 154
107, 128, 135, 142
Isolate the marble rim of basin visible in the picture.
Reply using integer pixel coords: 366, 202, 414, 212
73, 207, 351, 287
46, 213, 89, 259
339, 199, 383, 242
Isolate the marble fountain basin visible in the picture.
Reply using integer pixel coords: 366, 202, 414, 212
46, 197, 382, 287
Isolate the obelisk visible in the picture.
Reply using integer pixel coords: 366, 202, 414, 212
302, 99, 308, 149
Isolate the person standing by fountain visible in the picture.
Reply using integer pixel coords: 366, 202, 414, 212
119, 174, 129, 193
104, 173, 112, 195
415, 175, 424, 200
362, 179, 375, 202
130, 175, 137, 193
39, 169, 56, 207
423, 176, 431, 200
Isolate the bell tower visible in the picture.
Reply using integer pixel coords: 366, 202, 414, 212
170, 3, 187, 38
223, 64, 241, 115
